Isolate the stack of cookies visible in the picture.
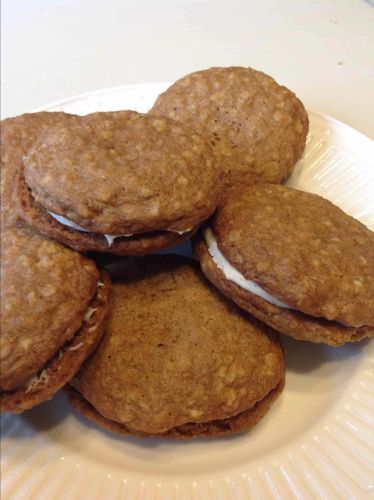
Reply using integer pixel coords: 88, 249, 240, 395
1, 67, 373, 439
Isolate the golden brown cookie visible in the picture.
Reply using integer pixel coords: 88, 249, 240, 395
149, 67, 308, 190
1, 112, 74, 228
0, 227, 111, 413
69, 255, 284, 438
16, 111, 220, 254
193, 185, 374, 345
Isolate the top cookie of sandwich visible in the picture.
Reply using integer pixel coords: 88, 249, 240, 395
212, 184, 374, 327
149, 67, 308, 189
23, 111, 220, 235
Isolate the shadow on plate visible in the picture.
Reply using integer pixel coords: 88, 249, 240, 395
20, 391, 71, 431
282, 334, 370, 373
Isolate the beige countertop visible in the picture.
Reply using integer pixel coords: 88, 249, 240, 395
2, 0, 374, 137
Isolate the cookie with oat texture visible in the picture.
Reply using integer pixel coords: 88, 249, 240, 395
0, 227, 111, 413
1, 111, 75, 229
68, 255, 284, 438
16, 111, 220, 255
149, 66, 308, 191
193, 184, 374, 345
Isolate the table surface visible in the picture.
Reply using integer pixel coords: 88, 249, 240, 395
1, 0, 374, 139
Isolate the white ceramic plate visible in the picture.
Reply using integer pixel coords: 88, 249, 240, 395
1, 84, 374, 500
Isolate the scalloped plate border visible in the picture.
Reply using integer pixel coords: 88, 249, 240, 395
1, 83, 374, 500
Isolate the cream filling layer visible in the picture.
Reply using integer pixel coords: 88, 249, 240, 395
48, 211, 126, 246
204, 227, 291, 309
48, 211, 192, 247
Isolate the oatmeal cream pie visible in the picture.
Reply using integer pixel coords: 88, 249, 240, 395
149, 66, 308, 190
193, 184, 374, 346
67, 255, 284, 439
0, 227, 111, 413
1, 111, 75, 229
16, 111, 221, 255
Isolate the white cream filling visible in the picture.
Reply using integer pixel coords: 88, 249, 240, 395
25, 370, 50, 393
175, 228, 193, 235
48, 211, 192, 246
204, 227, 291, 309
47, 211, 128, 246
68, 342, 84, 352
83, 307, 98, 322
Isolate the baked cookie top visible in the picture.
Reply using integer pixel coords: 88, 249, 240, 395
23, 111, 220, 235
149, 66, 308, 189
212, 184, 374, 326
0, 227, 100, 391
71, 255, 284, 434
1, 112, 74, 228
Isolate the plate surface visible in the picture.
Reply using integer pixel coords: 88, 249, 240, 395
1, 84, 374, 500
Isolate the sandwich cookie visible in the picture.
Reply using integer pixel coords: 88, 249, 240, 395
1, 112, 74, 229
149, 66, 308, 190
0, 227, 111, 413
16, 111, 220, 255
193, 184, 374, 346
67, 255, 284, 439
